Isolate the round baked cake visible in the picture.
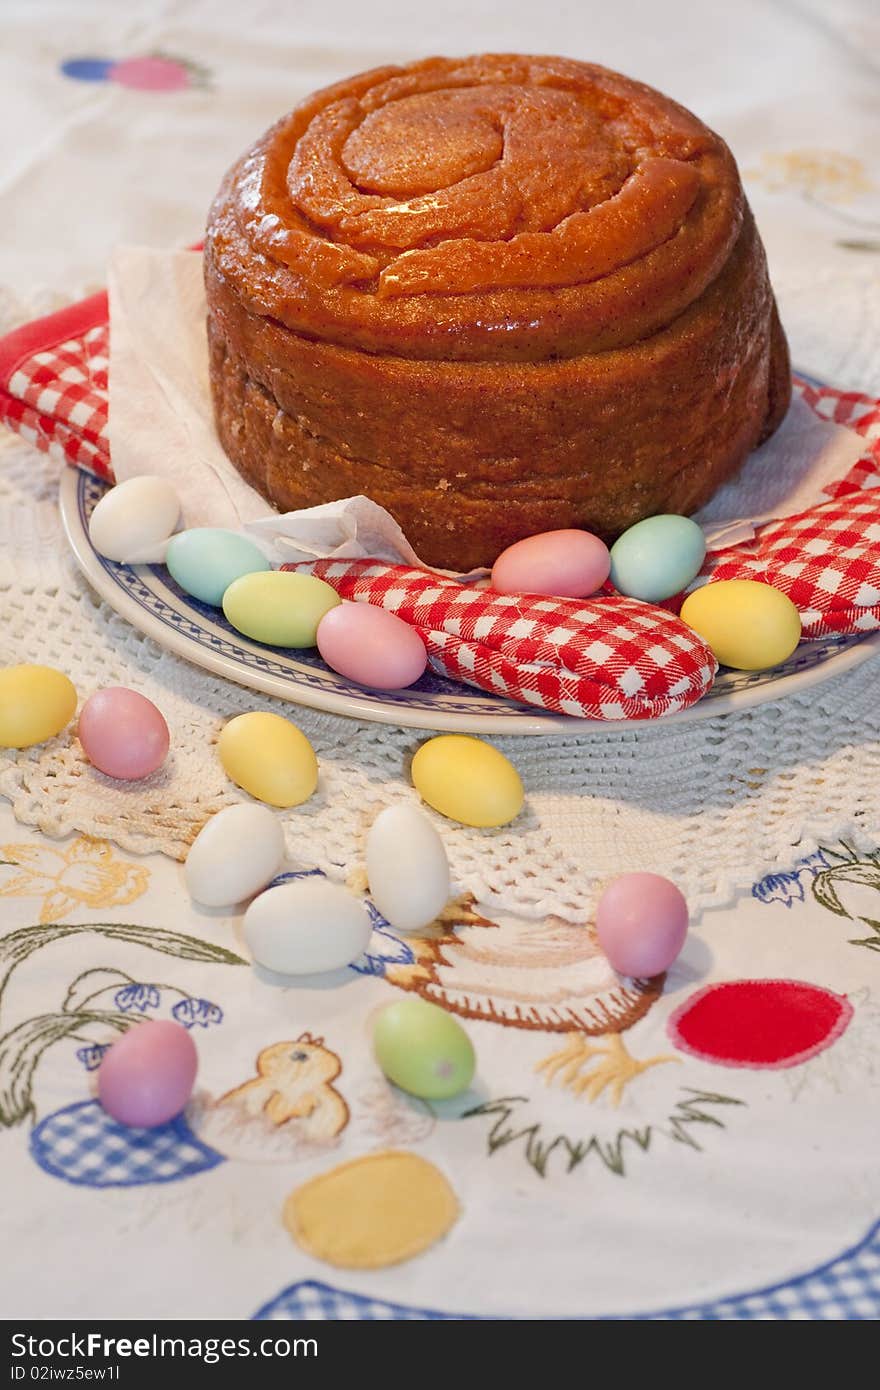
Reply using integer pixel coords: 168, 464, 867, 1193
205, 53, 790, 570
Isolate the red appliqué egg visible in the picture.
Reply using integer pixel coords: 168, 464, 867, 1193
668, 979, 853, 1069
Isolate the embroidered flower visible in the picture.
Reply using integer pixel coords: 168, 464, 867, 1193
0, 837, 149, 923
76, 1044, 110, 1071
793, 849, 833, 879
752, 871, 805, 907
60, 52, 212, 93
746, 150, 875, 202
350, 900, 416, 977
114, 984, 160, 1014
172, 998, 223, 1029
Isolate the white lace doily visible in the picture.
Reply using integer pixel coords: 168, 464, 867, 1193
2, 272, 879, 921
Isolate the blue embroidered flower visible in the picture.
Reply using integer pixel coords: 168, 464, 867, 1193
172, 998, 223, 1029
752, 872, 805, 907
114, 983, 160, 1013
753, 848, 837, 906
793, 849, 833, 879
76, 1043, 110, 1071
350, 900, 416, 977
267, 868, 327, 889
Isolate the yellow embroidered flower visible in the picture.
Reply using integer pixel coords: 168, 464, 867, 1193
746, 150, 875, 202
0, 836, 149, 923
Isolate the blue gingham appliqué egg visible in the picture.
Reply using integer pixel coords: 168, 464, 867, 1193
29, 1100, 223, 1187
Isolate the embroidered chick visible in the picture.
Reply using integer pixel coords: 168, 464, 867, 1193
218, 1034, 349, 1140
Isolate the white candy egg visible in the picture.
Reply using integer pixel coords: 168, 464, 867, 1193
185, 804, 285, 908
366, 804, 451, 931
243, 879, 372, 976
88, 476, 181, 563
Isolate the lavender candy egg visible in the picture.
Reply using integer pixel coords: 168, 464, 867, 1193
595, 873, 689, 977
316, 602, 428, 690
78, 687, 170, 780
491, 529, 611, 598
97, 1020, 198, 1128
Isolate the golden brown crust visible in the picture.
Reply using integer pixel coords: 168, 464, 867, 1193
205, 53, 790, 569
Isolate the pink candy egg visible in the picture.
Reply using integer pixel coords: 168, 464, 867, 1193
595, 873, 689, 977
97, 1020, 197, 1128
317, 602, 428, 690
78, 687, 170, 780
491, 529, 611, 598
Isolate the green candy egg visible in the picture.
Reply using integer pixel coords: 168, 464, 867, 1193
373, 998, 476, 1100
222, 570, 341, 647
166, 528, 270, 606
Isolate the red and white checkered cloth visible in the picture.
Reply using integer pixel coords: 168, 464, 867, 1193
697, 493, 880, 638
0, 292, 112, 480
1, 288, 879, 718
285, 560, 718, 720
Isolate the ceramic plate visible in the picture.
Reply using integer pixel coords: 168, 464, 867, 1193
61, 469, 880, 735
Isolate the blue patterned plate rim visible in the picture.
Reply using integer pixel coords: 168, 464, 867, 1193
60, 466, 880, 735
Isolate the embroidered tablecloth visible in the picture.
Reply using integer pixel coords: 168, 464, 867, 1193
1, 0, 879, 1322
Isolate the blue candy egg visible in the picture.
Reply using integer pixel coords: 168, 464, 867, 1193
609, 515, 707, 602
166, 528, 270, 606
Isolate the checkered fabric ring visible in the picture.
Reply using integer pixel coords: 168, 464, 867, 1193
287, 560, 718, 720
696, 492, 880, 638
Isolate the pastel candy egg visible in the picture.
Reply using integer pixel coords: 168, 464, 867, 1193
185, 803, 286, 908
366, 805, 450, 931
609, 514, 707, 602
317, 603, 427, 690
679, 579, 802, 670
166, 528, 270, 606
596, 873, 689, 977
0, 664, 77, 748
88, 476, 180, 563
243, 878, 373, 975
373, 998, 475, 1100
223, 571, 340, 647
411, 735, 524, 828
491, 528, 610, 598
218, 711, 317, 808
98, 1020, 197, 1128
78, 687, 170, 780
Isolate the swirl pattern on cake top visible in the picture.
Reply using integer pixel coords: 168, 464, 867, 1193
206, 54, 790, 568
208, 54, 747, 360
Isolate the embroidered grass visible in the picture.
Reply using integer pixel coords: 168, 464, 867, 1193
465, 1088, 746, 1178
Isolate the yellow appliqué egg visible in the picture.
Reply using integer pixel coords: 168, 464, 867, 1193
411, 734, 524, 828
217, 711, 318, 808
283, 1150, 459, 1269
0, 664, 77, 748
679, 579, 802, 670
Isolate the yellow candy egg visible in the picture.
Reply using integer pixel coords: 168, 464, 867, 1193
679, 579, 802, 671
222, 571, 340, 647
411, 734, 524, 828
0, 664, 77, 748
218, 712, 318, 808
